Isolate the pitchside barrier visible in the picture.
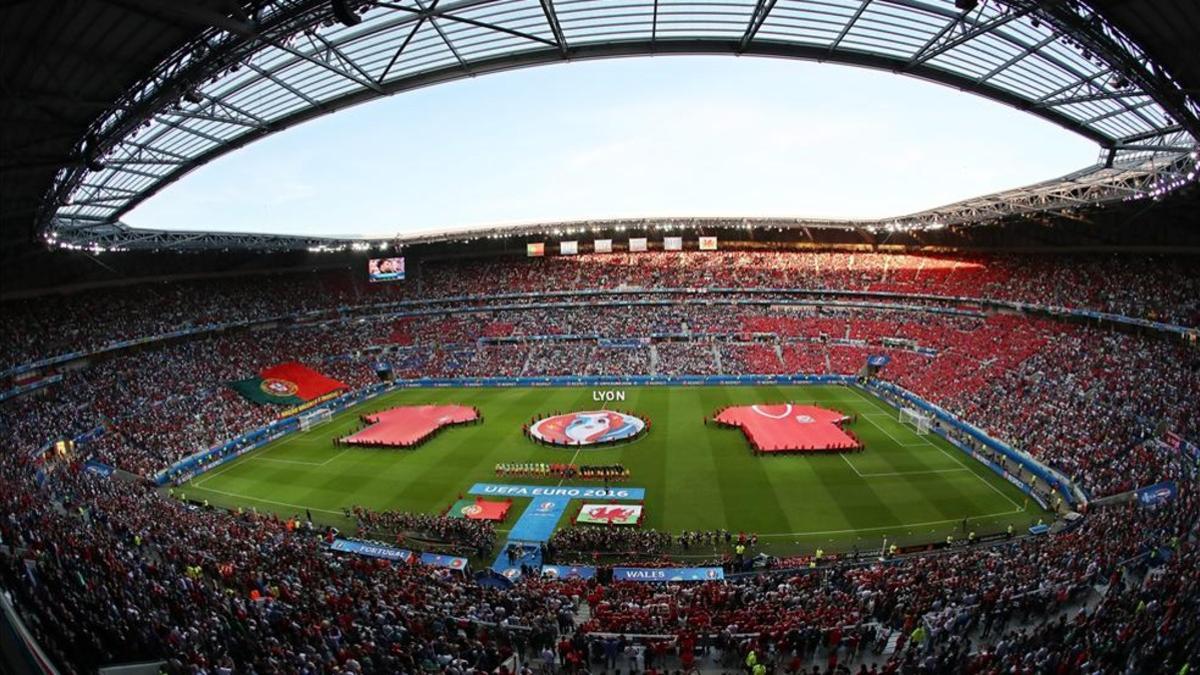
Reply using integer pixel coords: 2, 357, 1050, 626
6, 286, 1194, 382
865, 381, 1083, 508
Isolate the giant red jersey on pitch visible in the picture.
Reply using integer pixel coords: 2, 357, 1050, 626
342, 404, 478, 447
715, 404, 856, 453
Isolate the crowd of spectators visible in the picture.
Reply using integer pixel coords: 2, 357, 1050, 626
657, 340, 721, 375
577, 488, 1197, 663
0, 416, 1195, 673
0, 453, 580, 674
910, 323, 1200, 498
5, 250, 1196, 372
548, 526, 674, 560
4, 295, 1195, 499
1, 322, 378, 476
349, 506, 497, 557
1, 251, 1198, 674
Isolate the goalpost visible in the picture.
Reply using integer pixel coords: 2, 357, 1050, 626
899, 407, 932, 435
299, 407, 333, 432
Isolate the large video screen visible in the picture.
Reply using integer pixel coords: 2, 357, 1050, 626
368, 257, 405, 282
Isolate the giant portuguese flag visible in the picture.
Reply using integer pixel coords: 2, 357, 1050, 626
229, 375, 306, 405
228, 362, 347, 406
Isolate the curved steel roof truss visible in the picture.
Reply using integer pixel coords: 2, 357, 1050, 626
48, 0, 1199, 242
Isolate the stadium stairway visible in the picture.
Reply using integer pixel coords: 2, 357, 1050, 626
519, 348, 535, 376
574, 600, 592, 625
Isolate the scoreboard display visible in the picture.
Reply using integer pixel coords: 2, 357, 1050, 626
368, 257, 405, 282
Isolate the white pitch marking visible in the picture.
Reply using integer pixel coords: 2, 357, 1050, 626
755, 507, 1025, 538
192, 457, 243, 488
248, 456, 328, 466
845, 386, 1024, 511
842, 454, 970, 478
187, 484, 345, 515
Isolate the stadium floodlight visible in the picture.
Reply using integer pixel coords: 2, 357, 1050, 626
331, 0, 362, 27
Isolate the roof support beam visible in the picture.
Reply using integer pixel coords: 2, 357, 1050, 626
1117, 125, 1184, 144
537, 0, 569, 56
157, 108, 263, 129
1081, 98, 1156, 125
263, 38, 385, 93
120, 141, 192, 162
99, 164, 163, 181
1033, 68, 1114, 104
976, 33, 1055, 85
152, 116, 226, 145
379, 2, 559, 50
828, 0, 874, 54
307, 31, 385, 87
739, 0, 780, 52
1035, 88, 1148, 109
205, 95, 269, 126
1111, 144, 1194, 153
378, 17, 429, 82
102, 159, 185, 167
906, 5, 1034, 70
412, 0, 470, 70
244, 63, 321, 107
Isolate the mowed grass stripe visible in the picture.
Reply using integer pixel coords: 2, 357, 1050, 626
758, 385, 862, 536
186, 384, 1045, 554
842, 413, 1000, 524
706, 386, 796, 535
839, 385, 1027, 512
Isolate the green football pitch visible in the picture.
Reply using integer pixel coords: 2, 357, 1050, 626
181, 384, 1046, 556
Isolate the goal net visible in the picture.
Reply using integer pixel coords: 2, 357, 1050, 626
899, 408, 932, 435
299, 407, 333, 431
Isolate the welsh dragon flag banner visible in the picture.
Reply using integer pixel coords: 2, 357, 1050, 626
575, 503, 644, 526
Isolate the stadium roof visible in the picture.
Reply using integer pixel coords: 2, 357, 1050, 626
2, 0, 1198, 253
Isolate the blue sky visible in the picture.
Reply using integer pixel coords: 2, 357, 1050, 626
125, 56, 1098, 237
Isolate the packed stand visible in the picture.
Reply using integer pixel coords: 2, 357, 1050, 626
349, 506, 496, 558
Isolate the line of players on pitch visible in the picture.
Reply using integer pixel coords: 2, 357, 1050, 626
494, 462, 630, 481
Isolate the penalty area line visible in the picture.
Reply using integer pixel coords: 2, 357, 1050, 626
192, 456, 244, 488
186, 483, 346, 516
755, 507, 1026, 538
248, 456, 329, 467
845, 386, 1026, 512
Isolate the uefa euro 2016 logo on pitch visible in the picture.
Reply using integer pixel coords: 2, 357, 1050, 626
529, 410, 645, 446
260, 378, 299, 397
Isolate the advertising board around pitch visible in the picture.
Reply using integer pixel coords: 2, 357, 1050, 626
613, 566, 725, 582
